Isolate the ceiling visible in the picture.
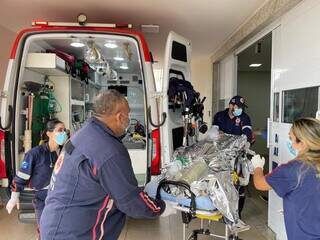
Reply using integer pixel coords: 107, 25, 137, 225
33, 37, 142, 74
0, 0, 268, 67
237, 33, 272, 72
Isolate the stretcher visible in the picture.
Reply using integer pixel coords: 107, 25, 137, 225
156, 180, 250, 240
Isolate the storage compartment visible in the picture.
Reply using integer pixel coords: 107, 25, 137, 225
25, 53, 67, 76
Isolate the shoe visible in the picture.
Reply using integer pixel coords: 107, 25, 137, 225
228, 235, 243, 240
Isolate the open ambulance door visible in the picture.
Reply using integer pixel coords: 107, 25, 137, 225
0, 48, 21, 187
160, 31, 192, 165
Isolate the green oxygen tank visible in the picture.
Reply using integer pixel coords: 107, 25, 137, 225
31, 93, 50, 147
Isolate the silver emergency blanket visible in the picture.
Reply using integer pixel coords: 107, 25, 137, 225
159, 134, 254, 223
206, 172, 239, 223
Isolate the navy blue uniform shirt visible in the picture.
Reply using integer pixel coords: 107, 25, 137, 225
40, 117, 165, 240
12, 144, 58, 192
266, 160, 320, 240
213, 109, 253, 142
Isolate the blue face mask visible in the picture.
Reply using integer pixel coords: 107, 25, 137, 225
287, 140, 298, 157
55, 131, 67, 146
233, 108, 243, 116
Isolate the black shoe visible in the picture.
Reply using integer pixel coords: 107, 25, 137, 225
229, 235, 243, 240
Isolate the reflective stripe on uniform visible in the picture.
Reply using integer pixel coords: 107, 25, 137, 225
242, 125, 252, 130
16, 171, 31, 180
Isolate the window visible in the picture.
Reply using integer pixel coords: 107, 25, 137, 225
171, 41, 187, 62
282, 87, 319, 123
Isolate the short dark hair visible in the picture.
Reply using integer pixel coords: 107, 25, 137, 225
93, 89, 127, 116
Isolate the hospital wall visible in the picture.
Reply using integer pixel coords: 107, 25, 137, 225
216, 1, 320, 238
238, 70, 270, 155
191, 56, 213, 127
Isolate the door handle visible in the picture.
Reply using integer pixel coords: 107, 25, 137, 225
267, 118, 272, 148
148, 106, 166, 128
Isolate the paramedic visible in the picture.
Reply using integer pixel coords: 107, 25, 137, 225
212, 95, 253, 218
40, 90, 166, 240
6, 119, 67, 226
212, 95, 254, 143
252, 118, 320, 240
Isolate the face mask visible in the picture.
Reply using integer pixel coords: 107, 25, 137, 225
54, 131, 67, 146
287, 140, 298, 157
120, 114, 130, 135
233, 108, 243, 117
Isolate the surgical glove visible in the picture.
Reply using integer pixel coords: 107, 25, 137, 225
251, 154, 265, 170
207, 126, 220, 141
6, 191, 20, 214
144, 180, 160, 198
161, 200, 177, 217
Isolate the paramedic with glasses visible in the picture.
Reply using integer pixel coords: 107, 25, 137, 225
252, 118, 320, 240
6, 119, 67, 232
40, 90, 166, 240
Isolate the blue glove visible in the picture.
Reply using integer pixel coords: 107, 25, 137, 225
144, 180, 159, 198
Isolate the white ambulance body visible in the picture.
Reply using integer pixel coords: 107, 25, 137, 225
0, 19, 194, 221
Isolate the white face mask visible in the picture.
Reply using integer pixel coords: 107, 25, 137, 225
120, 113, 130, 135
233, 108, 243, 116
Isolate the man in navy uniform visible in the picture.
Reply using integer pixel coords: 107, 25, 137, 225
40, 90, 165, 240
213, 95, 254, 144
212, 95, 254, 221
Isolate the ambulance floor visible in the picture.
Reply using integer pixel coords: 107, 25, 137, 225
0, 188, 275, 240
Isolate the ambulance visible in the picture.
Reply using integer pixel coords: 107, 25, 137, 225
0, 15, 205, 222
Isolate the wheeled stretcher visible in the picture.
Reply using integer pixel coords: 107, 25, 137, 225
156, 179, 250, 240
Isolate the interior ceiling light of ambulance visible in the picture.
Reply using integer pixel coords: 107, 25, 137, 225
119, 62, 129, 70
70, 39, 85, 48
104, 41, 118, 49
114, 56, 124, 61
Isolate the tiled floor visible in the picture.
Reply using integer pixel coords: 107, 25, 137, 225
0, 188, 275, 240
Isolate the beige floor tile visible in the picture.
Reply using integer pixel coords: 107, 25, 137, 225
0, 188, 276, 240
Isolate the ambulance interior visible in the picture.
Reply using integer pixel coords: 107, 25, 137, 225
16, 34, 148, 175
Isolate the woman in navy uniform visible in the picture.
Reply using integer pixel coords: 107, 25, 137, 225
6, 119, 67, 229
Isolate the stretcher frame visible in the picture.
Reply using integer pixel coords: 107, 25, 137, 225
156, 180, 249, 240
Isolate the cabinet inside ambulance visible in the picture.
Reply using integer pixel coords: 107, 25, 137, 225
5, 33, 150, 222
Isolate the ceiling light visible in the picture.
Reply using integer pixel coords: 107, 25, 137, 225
120, 65, 129, 70
70, 41, 85, 48
120, 63, 128, 70
104, 42, 118, 49
249, 63, 262, 67
114, 56, 124, 61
